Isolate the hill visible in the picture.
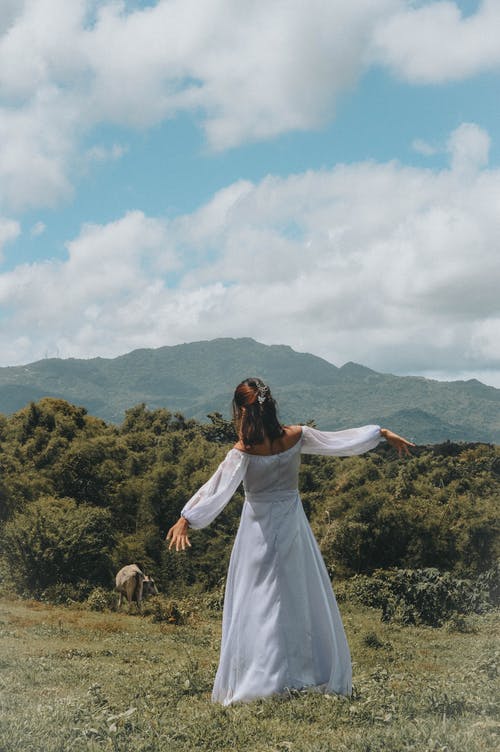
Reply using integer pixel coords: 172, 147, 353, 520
0, 337, 499, 443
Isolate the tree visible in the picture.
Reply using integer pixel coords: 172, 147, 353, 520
2, 496, 114, 593
201, 412, 237, 444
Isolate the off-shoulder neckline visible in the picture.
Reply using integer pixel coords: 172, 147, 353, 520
232, 430, 303, 458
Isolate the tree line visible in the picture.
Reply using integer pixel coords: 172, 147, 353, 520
0, 398, 498, 599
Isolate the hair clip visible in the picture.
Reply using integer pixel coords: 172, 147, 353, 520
257, 385, 268, 404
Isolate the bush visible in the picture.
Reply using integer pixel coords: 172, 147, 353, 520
343, 566, 499, 627
149, 596, 189, 624
201, 578, 226, 612
362, 630, 386, 649
474, 560, 500, 607
86, 587, 116, 612
316, 444, 500, 577
1, 496, 115, 594
40, 581, 93, 604
445, 613, 478, 633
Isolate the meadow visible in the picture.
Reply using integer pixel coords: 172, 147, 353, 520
0, 594, 498, 752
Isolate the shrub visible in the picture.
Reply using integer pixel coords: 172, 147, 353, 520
362, 630, 385, 649
321, 520, 371, 575
40, 581, 93, 604
201, 578, 226, 612
343, 566, 498, 627
86, 587, 116, 612
474, 559, 500, 607
1, 496, 115, 594
149, 596, 188, 625
445, 614, 478, 633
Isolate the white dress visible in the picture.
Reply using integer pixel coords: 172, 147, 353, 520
181, 424, 382, 706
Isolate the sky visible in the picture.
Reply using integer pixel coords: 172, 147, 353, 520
0, 0, 499, 386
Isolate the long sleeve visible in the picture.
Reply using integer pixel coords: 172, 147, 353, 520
180, 449, 249, 530
301, 424, 382, 456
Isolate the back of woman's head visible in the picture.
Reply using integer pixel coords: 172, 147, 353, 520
233, 378, 284, 447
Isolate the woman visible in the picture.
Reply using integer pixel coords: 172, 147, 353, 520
167, 377, 413, 706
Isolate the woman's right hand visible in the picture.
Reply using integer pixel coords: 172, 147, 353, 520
166, 517, 192, 551
380, 428, 415, 457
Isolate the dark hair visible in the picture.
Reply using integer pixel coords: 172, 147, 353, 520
232, 378, 284, 447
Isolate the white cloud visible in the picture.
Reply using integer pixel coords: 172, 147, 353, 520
0, 217, 20, 260
30, 221, 46, 237
1, 123, 499, 386
64, 210, 178, 294
412, 124, 491, 168
0, 210, 178, 360
1, 1, 499, 211
0, 87, 77, 210
84, 143, 128, 163
447, 122, 490, 174
188, 0, 396, 151
0, 0, 27, 36
371, 0, 500, 83
412, 138, 438, 157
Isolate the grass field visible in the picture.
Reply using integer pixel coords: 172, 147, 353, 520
0, 595, 498, 752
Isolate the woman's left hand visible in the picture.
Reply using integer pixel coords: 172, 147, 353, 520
380, 428, 415, 457
166, 517, 192, 551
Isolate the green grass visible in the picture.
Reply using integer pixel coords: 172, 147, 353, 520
0, 596, 498, 751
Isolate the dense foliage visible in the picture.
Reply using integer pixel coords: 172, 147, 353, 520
0, 398, 498, 598
307, 442, 500, 577
336, 565, 500, 627
3, 496, 113, 593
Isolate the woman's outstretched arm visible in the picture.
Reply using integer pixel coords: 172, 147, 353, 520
165, 448, 249, 550
301, 424, 414, 456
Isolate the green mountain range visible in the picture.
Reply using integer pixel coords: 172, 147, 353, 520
0, 337, 499, 443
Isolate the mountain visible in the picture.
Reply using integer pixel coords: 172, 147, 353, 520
0, 338, 499, 443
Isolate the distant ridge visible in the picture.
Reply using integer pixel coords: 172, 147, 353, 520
0, 338, 499, 443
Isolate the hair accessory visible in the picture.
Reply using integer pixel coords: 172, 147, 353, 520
257, 384, 269, 405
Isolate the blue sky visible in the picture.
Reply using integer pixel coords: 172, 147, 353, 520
1, 0, 499, 386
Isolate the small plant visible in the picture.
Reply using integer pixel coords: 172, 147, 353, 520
173, 656, 212, 696
87, 682, 109, 708
472, 560, 500, 608
425, 689, 467, 718
86, 587, 115, 612
475, 650, 498, 679
150, 597, 187, 624
362, 630, 385, 649
201, 577, 226, 611
445, 613, 478, 633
